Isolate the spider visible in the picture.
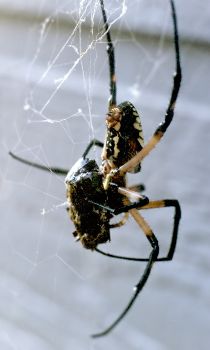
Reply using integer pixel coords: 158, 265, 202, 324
9, 0, 181, 338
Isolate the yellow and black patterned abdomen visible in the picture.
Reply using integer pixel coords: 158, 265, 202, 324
104, 101, 144, 173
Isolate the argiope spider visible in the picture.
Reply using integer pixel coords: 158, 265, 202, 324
9, 0, 182, 338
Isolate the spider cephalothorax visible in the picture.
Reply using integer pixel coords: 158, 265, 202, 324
9, 0, 181, 339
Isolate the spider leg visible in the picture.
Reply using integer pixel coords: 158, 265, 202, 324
142, 199, 181, 261
116, 191, 181, 261
92, 209, 159, 338
10, 139, 103, 173
95, 247, 149, 262
9, 151, 68, 175
96, 199, 181, 262
106, 0, 181, 179
99, 0, 116, 108
82, 139, 104, 158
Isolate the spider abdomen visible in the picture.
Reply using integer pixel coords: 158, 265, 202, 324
65, 158, 111, 250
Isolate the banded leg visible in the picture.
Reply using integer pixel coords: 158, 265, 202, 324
92, 208, 159, 338
96, 199, 181, 262
141, 199, 181, 261
105, 0, 181, 183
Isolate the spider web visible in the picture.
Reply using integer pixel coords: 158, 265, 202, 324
1, 0, 210, 349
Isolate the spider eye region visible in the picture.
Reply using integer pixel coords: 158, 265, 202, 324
104, 101, 144, 173
65, 158, 110, 250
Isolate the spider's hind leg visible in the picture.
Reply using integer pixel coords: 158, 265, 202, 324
92, 208, 159, 338
96, 198, 181, 263
142, 199, 181, 261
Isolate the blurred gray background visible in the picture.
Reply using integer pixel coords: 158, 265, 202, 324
0, 0, 210, 349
